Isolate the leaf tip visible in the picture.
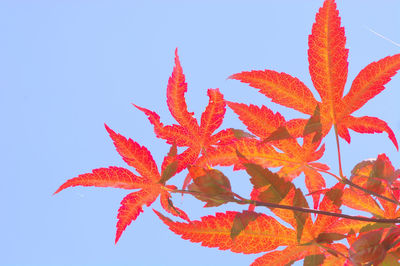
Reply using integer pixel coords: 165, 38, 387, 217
115, 232, 122, 244
174, 48, 181, 68
53, 182, 69, 195
392, 136, 399, 151
153, 209, 173, 225
131, 103, 141, 110
104, 123, 113, 134
227, 73, 239, 80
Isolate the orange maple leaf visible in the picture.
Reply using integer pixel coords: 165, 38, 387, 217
155, 183, 369, 266
134, 49, 238, 174
196, 102, 328, 208
343, 154, 400, 219
347, 226, 400, 265
230, 0, 400, 150
54, 124, 189, 243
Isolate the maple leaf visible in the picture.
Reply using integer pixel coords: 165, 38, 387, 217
155, 187, 368, 266
242, 160, 370, 239
154, 210, 298, 254
187, 166, 234, 207
155, 161, 370, 265
54, 124, 189, 243
239, 154, 309, 242
230, 0, 400, 150
347, 226, 400, 265
134, 49, 238, 175
342, 154, 400, 219
198, 101, 328, 208
160, 185, 190, 222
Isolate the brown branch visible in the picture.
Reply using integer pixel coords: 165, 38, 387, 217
307, 166, 400, 205
248, 198, 400, 223
341, 178, 400, 205
172, 189, 400, 224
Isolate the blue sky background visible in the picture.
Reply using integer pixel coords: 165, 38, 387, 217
1, 1, 400, 265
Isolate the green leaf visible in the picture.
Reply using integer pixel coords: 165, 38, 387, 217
188, 166, 234, 207
284, 261, 295, 266
316, 232, 346, 244
325, 186, 343, 208
245, 162, 291, 204
237, 151, 309, 242
167, 143, 178, 157
303, 104, 322, 143
303, 254, 325, 266
230, 211, 261, 241
293, 188, 308, 243
159, 144, 178, 184
381, 227, 400, 251
231, 128, 255, 139
349, 230, 386, 265
360, 223, 393, 234
263, 126, 293, 143
160, 160, 178, 184
380, 252, 400, 266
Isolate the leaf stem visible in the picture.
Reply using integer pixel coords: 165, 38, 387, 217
333, 124, 344, 179
307, 165, 342, 182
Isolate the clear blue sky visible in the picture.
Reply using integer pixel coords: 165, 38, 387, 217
1, 1, 399, 265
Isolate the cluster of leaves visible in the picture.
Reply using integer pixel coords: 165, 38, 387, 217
55, 0, 400, 264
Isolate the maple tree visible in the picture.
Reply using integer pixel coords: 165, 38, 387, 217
54, 0, 400, 265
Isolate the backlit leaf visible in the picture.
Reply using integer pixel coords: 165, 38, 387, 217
230, 0, 400, 149
160, 186, 190, 222
105, 124, 160, 182
230, 211, 261, 241
229, 70, 318, 115
155, 210, 297, 254
303, 254, 325, 266
167, 48, 199, 132
188, 166, 233, 207
116, 188, 159, 243
54, 167, 145, 194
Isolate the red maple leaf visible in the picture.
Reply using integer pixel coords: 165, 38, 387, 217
230, 0, 400, 150
347, 226, 400, 265
195, 102, 328, 208
155, 182, 369, 265
133, 49, 239, 174
343, 154, 400, 219
54, 124, 189, 243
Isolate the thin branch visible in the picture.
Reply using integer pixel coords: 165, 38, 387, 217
231, 191, 248, 202
248, 198, 400, 223
341, 178, 400, 205
365, 26, 400, 47
307, 165, 400, 205
172, 189, 400, 224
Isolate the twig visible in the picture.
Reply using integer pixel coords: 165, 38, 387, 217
341, 178, 400, 205
172, 189, 400, 224
365, 26, 400, 47
307, 166, 400, 205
